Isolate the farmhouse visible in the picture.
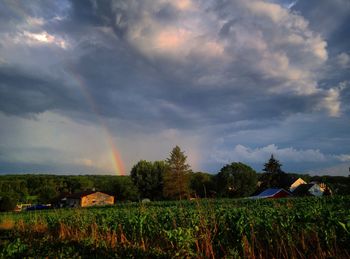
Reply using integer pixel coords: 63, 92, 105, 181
292, 183, 324, 197
278, 175, 306, 191
311, 181, 332, 194
250, 188, 292, 199
55, 191, 114, 208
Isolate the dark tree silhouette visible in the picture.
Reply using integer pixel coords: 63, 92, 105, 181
216, 162, 257, 198
263, 154, 283, 174
259, 154, 287, 190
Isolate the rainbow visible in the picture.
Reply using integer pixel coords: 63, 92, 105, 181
1, 1, 126, 175
66, 65, 125, 176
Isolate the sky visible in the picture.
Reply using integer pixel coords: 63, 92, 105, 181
0, 0, 349, 176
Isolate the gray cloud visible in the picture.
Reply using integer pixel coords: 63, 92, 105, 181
292, 0, 350, 42
0, 0, 340, 120
0, 64, 85, 115
0, 0, 349, 174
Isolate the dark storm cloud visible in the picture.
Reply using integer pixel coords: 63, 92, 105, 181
292, 0, 350, 116
0, 0, 343, 132
0, 0, 334, 124
0, 0, 349, 174
0, 160, 100, 174
0, 144, 103, 174
294, 2, 350, 80
0, 64, 89, 116
292, 0, 350, 52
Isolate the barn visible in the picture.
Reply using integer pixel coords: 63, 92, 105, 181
55, 191, 114, 208
250, 188, 292, 199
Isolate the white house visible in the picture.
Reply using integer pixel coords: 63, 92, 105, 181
292, 183, 324, 197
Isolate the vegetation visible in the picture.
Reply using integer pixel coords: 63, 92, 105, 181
263, 154, 283, 174
1, 149, 350, 257
0, 196, 16, 212
216, 162, 257, 198
0, 196, 349, 258
0, 174, 139, 205
163, 146, 191, 200
130, 160, 167, 200
190, 172, 216, 198
258, 155, 289, 191
1, 149, 350, 208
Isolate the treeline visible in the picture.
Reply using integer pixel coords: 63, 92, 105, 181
0, 174, 138, 208
0, 146, 349, 210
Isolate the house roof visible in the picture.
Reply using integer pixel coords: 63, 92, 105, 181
251, 188, 291, 199
292, 184, 315, 196
278, 175, 303, 188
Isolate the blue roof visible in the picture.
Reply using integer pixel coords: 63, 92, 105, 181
256, 188, 287, 197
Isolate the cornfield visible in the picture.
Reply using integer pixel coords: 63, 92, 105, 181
0, 196, 349, 258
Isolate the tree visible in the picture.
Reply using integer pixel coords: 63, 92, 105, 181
130, 160, 167, 200
190, 172, 216, 198
37, 185, 58, 204
263, 154, 283, 174
0, 195, 17, 212
259, 154, 286, 189
216, 162, 257, 197
111, 177, 139, 201
163, 146, 191, 200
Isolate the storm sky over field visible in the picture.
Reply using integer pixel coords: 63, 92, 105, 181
0, 0, 349, 175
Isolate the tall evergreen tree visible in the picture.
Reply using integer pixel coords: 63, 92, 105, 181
263, 154, 283, 174
259, 154, 286, 190
163, 146, 191, 200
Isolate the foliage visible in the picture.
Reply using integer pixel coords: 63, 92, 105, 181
37, 185, 58, 204
109, 176, 139, 201
190, 172, 216, 198
0, 196, 17, 212
130, 160, 167, 200
259, 154, 287, 190
0, 196, 349, 258
311, 175, 350, 195
0, 161, 349, 208
263, 154, 283, 174
216, 162, 257, 197
0, 175, 139, 204
163, 146, 191, 200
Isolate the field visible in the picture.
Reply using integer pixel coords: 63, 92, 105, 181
0, 196, 349, 258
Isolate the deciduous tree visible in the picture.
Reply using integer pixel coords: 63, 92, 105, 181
216, 162, 257, 197
190, 172, 216, 198
130, 160, 167, 200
